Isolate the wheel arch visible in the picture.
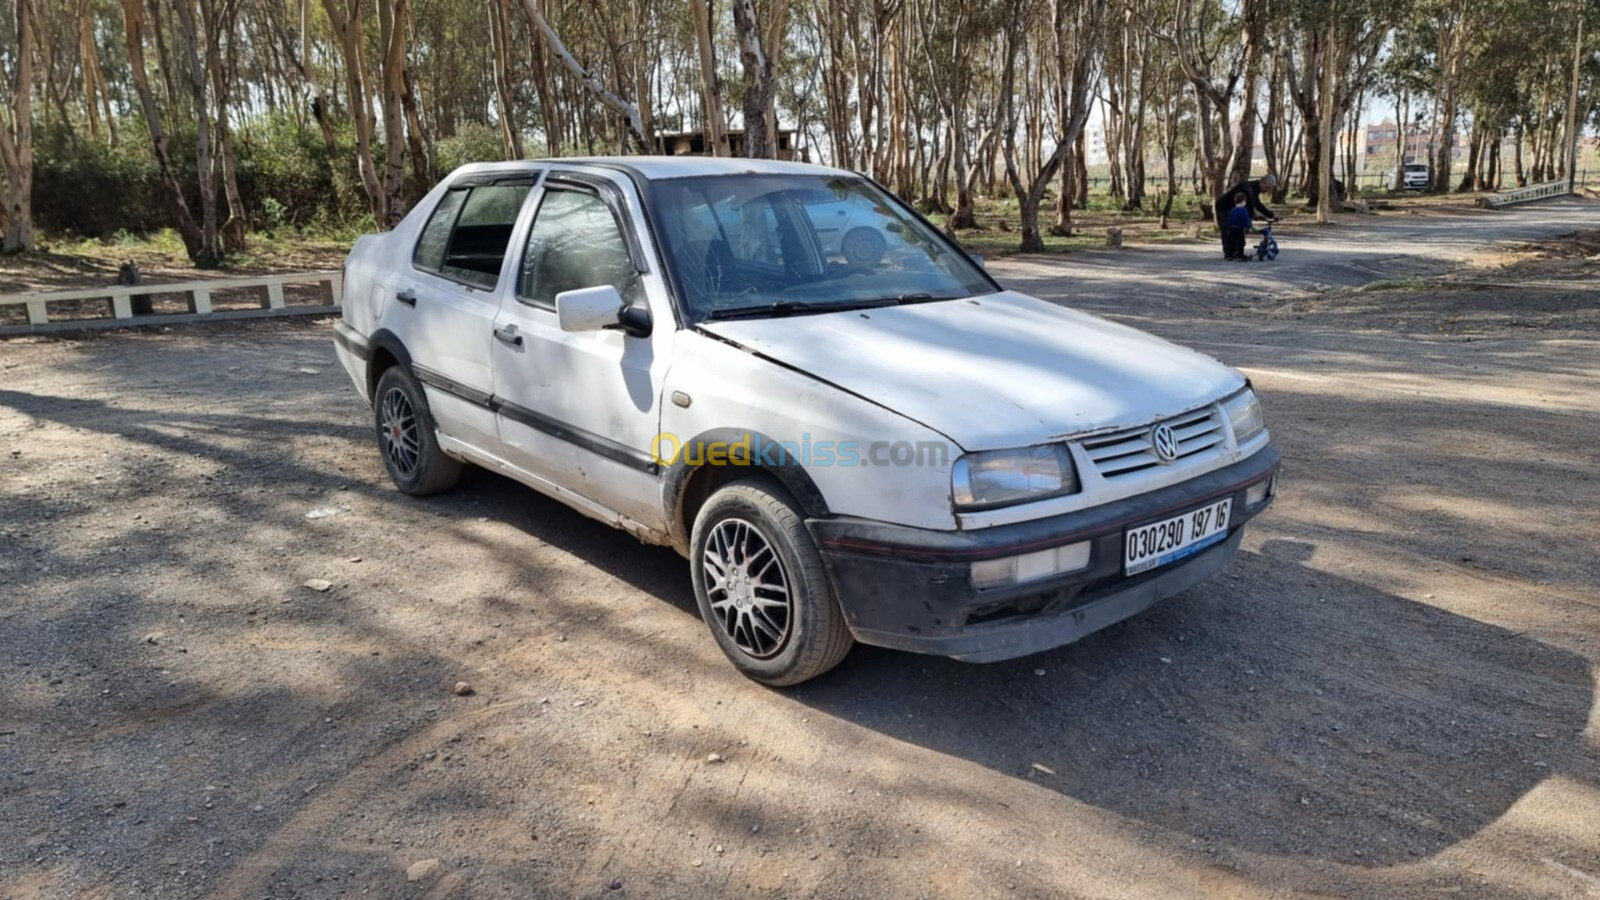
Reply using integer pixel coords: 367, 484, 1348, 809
365, 328, 414, 401
663, 427, 832, 553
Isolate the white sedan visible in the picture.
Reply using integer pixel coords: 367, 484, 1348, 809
332, 156, 1279, 685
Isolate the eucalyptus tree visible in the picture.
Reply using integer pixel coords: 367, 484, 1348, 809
0, 0, 33, 251
1000, 0, 1106, 251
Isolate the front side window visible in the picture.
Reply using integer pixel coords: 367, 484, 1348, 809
649, 174, 994, 322
413, 182, 530, 289
518, 187, 642, 308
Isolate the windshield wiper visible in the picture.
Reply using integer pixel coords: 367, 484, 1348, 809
703, 298, 896, 320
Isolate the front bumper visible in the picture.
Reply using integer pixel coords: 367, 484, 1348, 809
806, 445, 1280, 662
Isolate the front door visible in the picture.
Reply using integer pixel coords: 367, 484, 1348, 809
489, 171, 675, 531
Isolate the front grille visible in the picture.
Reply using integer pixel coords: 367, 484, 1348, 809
1079, 406, 1225, 480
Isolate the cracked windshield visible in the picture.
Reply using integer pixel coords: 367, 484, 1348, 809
649, 174, 994, 321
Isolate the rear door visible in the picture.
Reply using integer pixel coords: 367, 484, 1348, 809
383, 174, 537, 450
489, 169, 676, 531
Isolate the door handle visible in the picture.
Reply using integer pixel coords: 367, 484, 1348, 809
493, 324, 523, 347
395, 288, 417, 307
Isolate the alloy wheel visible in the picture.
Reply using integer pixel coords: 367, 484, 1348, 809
379, 387, 420, 477
702, 517, 792, 659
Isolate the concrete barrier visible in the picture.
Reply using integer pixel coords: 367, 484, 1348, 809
0, 271, 342, 335
1478, 179, 1571, 208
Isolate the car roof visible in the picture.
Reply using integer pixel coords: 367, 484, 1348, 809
447, 156, 858, 182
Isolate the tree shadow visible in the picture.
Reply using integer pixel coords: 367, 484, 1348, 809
340, 453, 1597, 871
780, 546, 1594, 866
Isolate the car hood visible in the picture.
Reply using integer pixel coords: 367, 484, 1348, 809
698, 291, 1245, 451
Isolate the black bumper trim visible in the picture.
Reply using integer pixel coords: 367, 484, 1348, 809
814, 445, 1279, 564
331, 320, 370, 360
852, 531, 1244, 662
806, 447, 1279, 662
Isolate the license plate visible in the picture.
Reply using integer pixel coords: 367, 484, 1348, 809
1124, 498, 1233, 575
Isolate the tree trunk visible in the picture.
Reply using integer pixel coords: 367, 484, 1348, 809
1563, 4, 1584, 188
1457, 125, 1481, 192
0, 0, 35, 252
174, 0, 222, 265
731, 0, 776, 158
1431, 19, 1464, 193
1514, 119, 1526, 185
1392, 91, 1408, 190
1003, 0, 1105, 252
378, 0, 410, 228
489, 0, 523, 159
762, 0, 790, 154
518, 0, 648, 152
1227, 0, 1266, 187
1486, 131, 1501, 190
1126, 29, 1148, 209
205, 0, 247, 253
123, 0, 204, 262
324, 0, 385, 223
1159, 73, 1179, 228
529, 6, 560, 156
298, 0, 338, 155
1315, 18, 1336, 224
1263, 46, 1283, 187
691, 0, 727, 155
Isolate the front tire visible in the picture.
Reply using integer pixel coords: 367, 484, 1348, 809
373, 365, 463, 496
690, 479, 853, 686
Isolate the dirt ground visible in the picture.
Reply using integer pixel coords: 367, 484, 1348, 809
3, 202, 1599, 898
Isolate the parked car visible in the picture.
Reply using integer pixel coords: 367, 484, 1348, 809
1403, 163, 1430, 190
332, 157, 1280, 685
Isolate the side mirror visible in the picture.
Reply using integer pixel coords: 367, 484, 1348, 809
554, 284, 652, 338
969, 252, 985, 270
556, 285, 625, 332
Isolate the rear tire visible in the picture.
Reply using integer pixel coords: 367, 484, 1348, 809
373, 365, 463, 496
689, 478, 853, 686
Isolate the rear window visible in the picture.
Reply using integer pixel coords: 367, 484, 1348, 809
413, 182, 531, 289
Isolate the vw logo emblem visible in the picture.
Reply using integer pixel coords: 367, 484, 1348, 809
1151, 423, 1180, 462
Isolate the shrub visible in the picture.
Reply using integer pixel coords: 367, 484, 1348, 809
434, 122, 511, 173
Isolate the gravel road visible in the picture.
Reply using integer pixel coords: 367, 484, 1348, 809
3, 199, 1599, 898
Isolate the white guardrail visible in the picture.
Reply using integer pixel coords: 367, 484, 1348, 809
0, 270, 342, 335
1478, 179, 1572, 208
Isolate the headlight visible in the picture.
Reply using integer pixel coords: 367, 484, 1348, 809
952, 444, 1079, 510
1222, 388, 1266, 444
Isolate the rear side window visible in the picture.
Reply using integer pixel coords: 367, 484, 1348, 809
517, 188, 642, 309
413, 188, 468, 272
413, 182, 531, 289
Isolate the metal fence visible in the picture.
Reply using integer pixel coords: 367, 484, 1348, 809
1076, 170, 1596, 194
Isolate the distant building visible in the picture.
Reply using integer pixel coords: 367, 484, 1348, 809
1359, 119, 1469, 168
651, 129, 807, 161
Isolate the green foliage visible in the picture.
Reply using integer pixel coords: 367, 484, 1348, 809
234, 112, 365, 230
31, 123, 163, 237
434, 122, 512, 172
31, 112, 381, 242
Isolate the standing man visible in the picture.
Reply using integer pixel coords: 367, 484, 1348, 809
1215, 173, 1280, 260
